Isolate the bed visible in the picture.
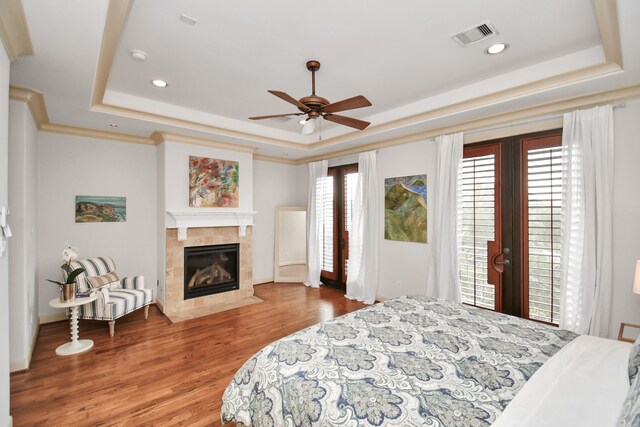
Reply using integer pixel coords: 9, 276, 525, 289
221, 296, 634, 426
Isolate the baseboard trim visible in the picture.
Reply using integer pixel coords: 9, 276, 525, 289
29, 322, 39, 366
254, 281, 274, 287
10, 359, 28, 372
9, 322, 40, 372
7, 415, 13, 427
154, 299, 165, 313
253, 278, 273, 286
39, 312, 67, 324
375, 295, 391, 302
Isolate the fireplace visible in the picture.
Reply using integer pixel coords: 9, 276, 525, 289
184, 243, 239, 300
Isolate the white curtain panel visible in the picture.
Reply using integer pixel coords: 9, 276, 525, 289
305, 160, 328, 288
427, 132, 464, 303
346, 151, 380, 304
559, 105, 614, 336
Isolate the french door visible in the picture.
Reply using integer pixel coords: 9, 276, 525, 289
320, 164, 358, 291
459, 130, 562, 324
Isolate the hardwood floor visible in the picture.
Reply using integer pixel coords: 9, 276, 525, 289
10, 283, 365, 426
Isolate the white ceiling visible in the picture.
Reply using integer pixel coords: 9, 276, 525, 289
9, 0, 640, 159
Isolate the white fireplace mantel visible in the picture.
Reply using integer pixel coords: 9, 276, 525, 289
166, 211, 256, 240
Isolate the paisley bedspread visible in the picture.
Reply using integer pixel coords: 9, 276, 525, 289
221, 296, 577, 426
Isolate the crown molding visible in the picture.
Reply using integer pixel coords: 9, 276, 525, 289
9, 86, 48, 128
41, 123, 155, 145
151, 131, 257, 153
294, 84, 640, 164
11, 86, 154, 145
0, 0, 33, 62
92, 102, 309, 150
11, 83, 640, 165
308, 61, 621, 151
253, 154, 298, 165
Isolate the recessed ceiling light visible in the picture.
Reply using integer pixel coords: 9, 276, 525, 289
151, 79, 168, 88
108, 123, 118, 128
486, 43, 508, 55
130, 49, 147, 61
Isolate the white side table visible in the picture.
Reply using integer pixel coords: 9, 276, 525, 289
49, 293, 98, 356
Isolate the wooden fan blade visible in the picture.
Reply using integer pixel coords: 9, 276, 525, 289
323, 114, 370, 130
268, 90, 310, 112
323, 95, 372, 113
249, 113, 304, 120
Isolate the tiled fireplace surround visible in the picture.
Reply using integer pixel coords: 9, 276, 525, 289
164, 212, 258, 320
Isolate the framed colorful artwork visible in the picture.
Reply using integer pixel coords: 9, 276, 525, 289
189, 156, 239, 207
384, 175, 427, 243
75, 196, 126, 223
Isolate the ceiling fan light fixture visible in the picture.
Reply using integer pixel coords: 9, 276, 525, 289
299, 118, 307, 125
301, 118, 316, 135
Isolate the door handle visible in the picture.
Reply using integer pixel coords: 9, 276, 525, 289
488, 243, 510, 273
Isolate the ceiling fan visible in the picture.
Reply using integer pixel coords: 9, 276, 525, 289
249, 60, 372, 135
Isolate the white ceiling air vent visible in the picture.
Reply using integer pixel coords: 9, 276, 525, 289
451, 21, 498, 47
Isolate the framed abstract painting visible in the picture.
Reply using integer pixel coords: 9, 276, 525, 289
189, 156, 239, 207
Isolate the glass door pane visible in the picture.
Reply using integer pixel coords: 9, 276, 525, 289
459, 144, 501, 310
342, 169, 358, 283
521, 135, 562, 324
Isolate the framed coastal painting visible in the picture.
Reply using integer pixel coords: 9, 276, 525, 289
189, 156, 239, 207
75, 196, 126, 223
384, 175, 427, 243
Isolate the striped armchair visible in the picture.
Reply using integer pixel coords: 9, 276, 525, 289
63, 257, 153, 337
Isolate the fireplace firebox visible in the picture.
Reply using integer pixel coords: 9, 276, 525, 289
184, 243, 239, 300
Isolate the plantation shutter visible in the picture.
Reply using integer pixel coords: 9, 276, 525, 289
523, 139, 562, 324
318, 175, 334, 272
459, 152, 497, 310
343, 172, 359, 276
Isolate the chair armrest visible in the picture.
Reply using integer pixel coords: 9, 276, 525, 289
120, 275, 145, 290
94, 286, 110, 305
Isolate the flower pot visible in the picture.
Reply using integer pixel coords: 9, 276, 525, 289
60, 283, 76, 303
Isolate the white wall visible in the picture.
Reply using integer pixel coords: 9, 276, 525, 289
376, 140, 437, 298
8, 100, 38, 371
609, 99, 640, 338
37, 133, 158, 318
253, 160, 307, 283
0, 44, 12, 427
163, 142, 253, 221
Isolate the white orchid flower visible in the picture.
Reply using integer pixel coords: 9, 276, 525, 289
62, 247, 78, 263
